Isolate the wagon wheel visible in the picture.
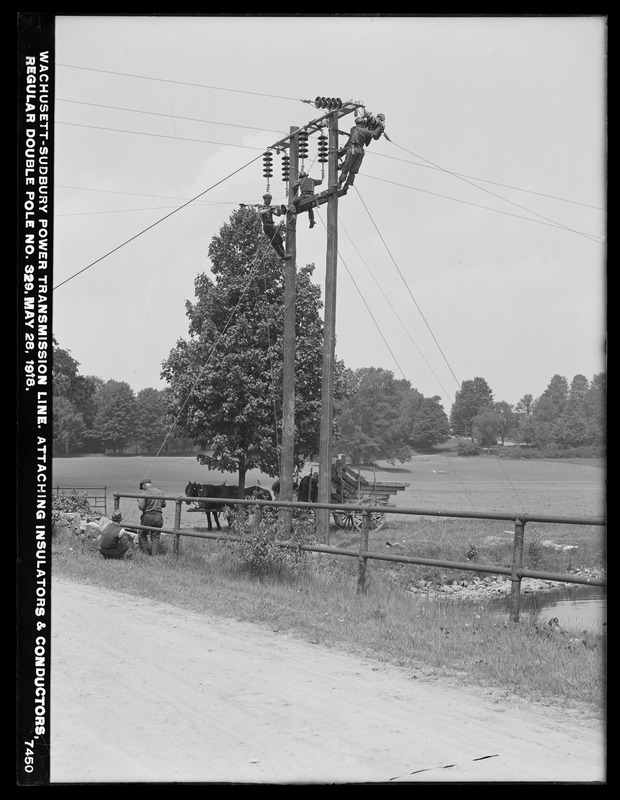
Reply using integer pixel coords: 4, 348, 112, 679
294, 507, 316, 528
352, 497, 386, 531
332, 509, 356, 530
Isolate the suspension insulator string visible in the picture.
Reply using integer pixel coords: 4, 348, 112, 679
281, 153, 290, 194
262, 151, 273, 194
317, 133, 328, 180
298, 131, 309, 171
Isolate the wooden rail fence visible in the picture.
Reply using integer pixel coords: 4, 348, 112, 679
113, 492, 606, 623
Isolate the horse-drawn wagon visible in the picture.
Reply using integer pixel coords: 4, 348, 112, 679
277, 461, 409, 531
327, 462, 408, 531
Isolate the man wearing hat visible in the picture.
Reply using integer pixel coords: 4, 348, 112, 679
258, 193, 290, 260
137, 478, 166, 555
290, 169, 322, 229
98, 511, 135, 560
337, 113, 386, 190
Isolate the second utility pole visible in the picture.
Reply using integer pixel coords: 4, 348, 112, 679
279, 128, 299, 532
316, 111, 340, 545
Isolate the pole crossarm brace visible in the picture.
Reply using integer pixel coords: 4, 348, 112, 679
267, 101, 364, 153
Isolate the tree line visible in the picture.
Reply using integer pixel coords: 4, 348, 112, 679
52, 339, 195, 457
52, 208, 605, 468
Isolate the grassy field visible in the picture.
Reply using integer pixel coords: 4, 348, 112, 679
52, 452, 606, 530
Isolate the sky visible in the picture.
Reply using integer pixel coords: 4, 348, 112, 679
51, 14, 607, 412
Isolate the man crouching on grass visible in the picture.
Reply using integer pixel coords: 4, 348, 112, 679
98, 512, 135, 560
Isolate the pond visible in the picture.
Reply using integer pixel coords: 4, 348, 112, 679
490, 585, 606, 634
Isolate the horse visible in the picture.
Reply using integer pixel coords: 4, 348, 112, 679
298, 474, 319, 504
184, 482, 273, 531
271, 478, 299, 498
184, 481, 227, 531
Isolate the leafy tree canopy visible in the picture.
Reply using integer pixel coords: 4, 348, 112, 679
135, 388, 172, 454
161, 207, 347, 491
335, 368, 450, 461
540, 374, 569, 414
92, 380, 138, 454
450, 377, 494, 441
406, 394, 451, 450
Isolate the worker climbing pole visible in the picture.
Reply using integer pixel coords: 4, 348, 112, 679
337, 108, 389, 190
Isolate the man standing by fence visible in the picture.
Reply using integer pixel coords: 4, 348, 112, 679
137, 478, 166, 555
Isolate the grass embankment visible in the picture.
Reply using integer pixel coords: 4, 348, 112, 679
53, 515, 606, 718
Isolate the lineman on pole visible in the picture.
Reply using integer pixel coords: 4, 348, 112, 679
338, 111, 388, 190
290, 169, 323, 229
259, 193, 290, 259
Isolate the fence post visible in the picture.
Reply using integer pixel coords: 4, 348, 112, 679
253, 504, 263, 533
509, 517, 525, 622
173, 499, 182, 556
113, 493, 120, 517
357, 510, 370, 595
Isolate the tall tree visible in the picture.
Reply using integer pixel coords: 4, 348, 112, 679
514, 393, 535, 445
135, 388, 170, 454
493, 400, 516, 445
584, 372, 606, 446
514, 394, 534, 417
540, 374, 569, 415
450, 377, 494, 442
53, 396, 86, 456
551, 410, 590, 447
79, 375, 106, 452
567, 374, 590, 412
92, 380, 138, 453
405, 394, 451, 450
472, 407, 501, 447
531, 393, 558, 447
52, 338, 103, 453
335, 367, 414, 463
161, 207, 347, 494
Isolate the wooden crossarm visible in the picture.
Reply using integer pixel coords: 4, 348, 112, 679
293, 186, 349, 214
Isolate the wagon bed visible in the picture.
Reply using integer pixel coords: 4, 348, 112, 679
328, 464, 409, 530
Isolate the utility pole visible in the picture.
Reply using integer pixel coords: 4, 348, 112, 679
279, 128, 299, 530
316, 112, 340, 544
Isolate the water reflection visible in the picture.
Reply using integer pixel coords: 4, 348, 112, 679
491, 586, 606, 633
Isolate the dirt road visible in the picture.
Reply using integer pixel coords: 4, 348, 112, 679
51, 577, 605, 784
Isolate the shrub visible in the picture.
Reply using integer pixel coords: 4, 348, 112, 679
51, 490, 91, 527
225, 508, 316, 579
526, 533, 544, 569
457, 442, 481, 457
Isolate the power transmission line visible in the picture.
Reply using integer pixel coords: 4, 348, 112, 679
368, 151, 604, 211
56, 121, 604, 241
56, 120, 267, 151
388, 139, 605, 244
57, 97, 285, 134
353, 185, 462, 390
53, 152, 263, 290
362, 172, 605, 243
60, 96, 603, 212
56, 63, 303, 102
